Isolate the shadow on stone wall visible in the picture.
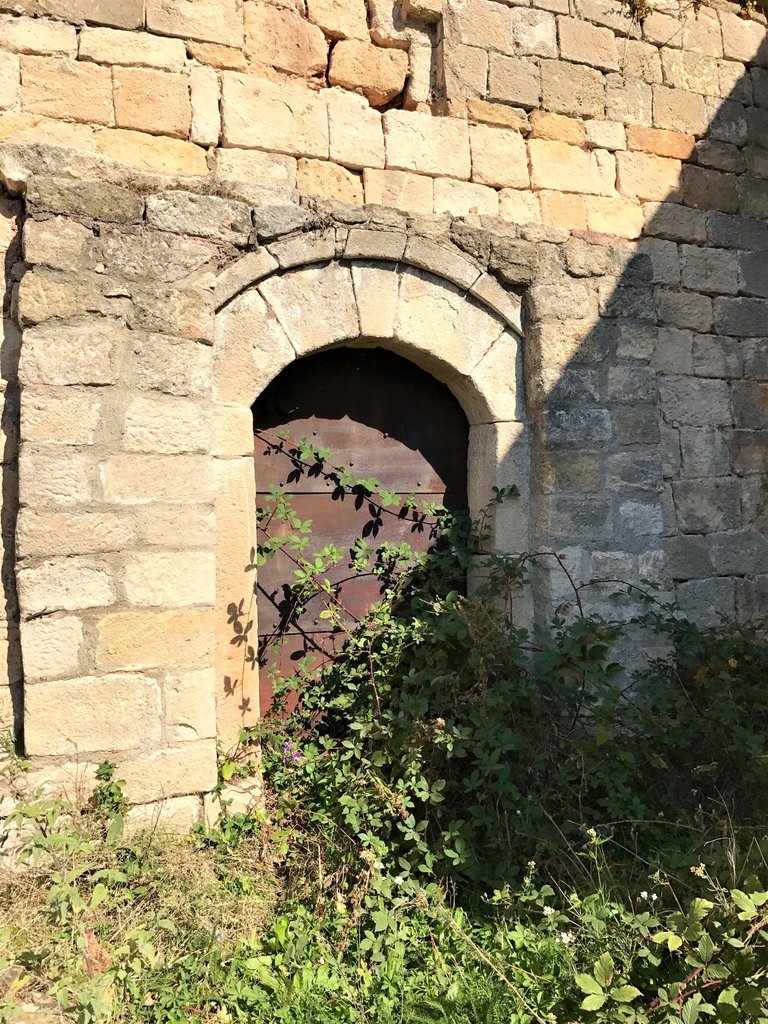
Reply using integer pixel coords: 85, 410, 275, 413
516, 33, 768, 629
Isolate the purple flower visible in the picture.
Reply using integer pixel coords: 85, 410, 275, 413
282, 740, 302, 764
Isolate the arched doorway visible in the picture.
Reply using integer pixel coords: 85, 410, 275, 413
252, 347, 469, 713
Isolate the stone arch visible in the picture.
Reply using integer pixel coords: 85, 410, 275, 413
211, 236, 532, 748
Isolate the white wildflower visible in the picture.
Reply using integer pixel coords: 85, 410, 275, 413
559, 931, 575, 945
542, 906, 555, 917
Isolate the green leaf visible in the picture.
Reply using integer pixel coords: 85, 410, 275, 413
581, 994, 606, 1012
611, 986, 642, 1004
90, 883, 108, 910
576, 973, 603, 996
681, 998, 700, 1024
730, 890, 758, 919
593, 953, 614, 988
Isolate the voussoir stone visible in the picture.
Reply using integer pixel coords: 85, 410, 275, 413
146, 191, 252, 244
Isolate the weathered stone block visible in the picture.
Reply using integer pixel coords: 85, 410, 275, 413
730, 429, 768, 475
139, 506, 216, 548
643, 201, 706, 242
659, 375, 730, 426
163, 668, 217, 742
123, 394, 211, 455
97, 609, 214, 671
444, 43, 488, 99
530, 139, 611, 196
190, 64, 220, 147
558, 16, 619, 70
94, 128, 208, 176
21, 615, 83, 682
113, 66, 192, 138
673, 479, 741, 533
719, 9, 766, 64
384, 109, 470, 179
549, 494, 612, 540
146, 191, 251, 244
132, 286, 214, 343
101, 454, 215, 505
307, 0, 367, 38
244, 3, 327, 77
679, 424, 730, 477
221, 73, 329, 158
20, 55, 112, 124
626, 125, 695, 160
677, 577, 735, 626
433, 178, 498, 217
20, 322, 128, 386
487, 54, 540, 108
326, 88, 385, 170
25, 674, 162, 757
330, 39, 408, 107
663, 534, 714, 579
661, 50, 719, 97
18, 557, 117, 615
448, 0, 514, 51
21, 386, 103, 446
616, 150, 682, 202
146, 0, 243, 46
20, 448, 98, 507
470, 123, 528, 189
652, 85, 708, 136
513, 8, 557, 57
656, 289, 712, 332
17, 510, 138, 557
605, 75, 652, 125
1, 13, 76, 55
258, 262, 358, 355
683, 166, 739, 214
740, 251, 768, 298
79, 27, 186, 69
117, 741, 218, 801
714, 296, 768, 337
123, 550, 215, 608
540, 59, 604, 116
297, 158, 363, 204
23, 216, 97, 271
707, 211, 768, 250
732, 381, 768, 430
680, 244, 738, 295
133, 334, 213, 398
692, 334, 741, 379
614, 405, 660, 444
585, 196, 643, 238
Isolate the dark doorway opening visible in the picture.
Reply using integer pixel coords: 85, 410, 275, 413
252, 347, 469, 714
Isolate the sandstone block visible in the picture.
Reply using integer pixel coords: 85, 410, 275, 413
558, 15, 619, 70
444, 43, 488, 100
268, 228, 336, 268
113, 67, 191, 139
23, 216, 96, 271
683, 165, 739, 214
187, 41, 247, 71
351, 261, 400, 338
487, 53, 540, 108
620, 39, 662, 83
616, 150, 682, 202
94, 128, 208, 176
20, 321, 127, 386
146, 0, 243, 47
405, 235, 482, 289
213, 286, 294, 404
659, 375, 731, 426
123, 394, 211, 455
469, 123, 528, 189
146, 191, 251, 244
18, 556, 117, 615
682, 9, 722, 57
0, 13, 76, 55
513, 8, 557, 58
539, 190, 587, 230
644, 201, 706, 242
132, 285, 214, 342
363, 167, 433, 212
434, 177, 498, 217
125, 795, 203, 832
244, 3, 327, 77
215, 248, 279, 307
652, 85, 707, 135
190, 65, 220, 146
540, 59, 604, 116
102, 229, 216, 285
719, 10, 767, 64
97, 609, 215, 671
117, 741, 217, 801
326, 88, 385, 170
384, 108, 470, 178
606, 74, 652, 124
680, 244, 738, 295
626, 125, 694, 160
24, 673, 162, 757
21, 386, 102, 445
499, 188, 542, 225
531, 110, 586, 146
258, 262, 358, 355
18, 270, 130, 325
17, 509, 138, 557
586, 119, 626, 152
20, 447, 97, 507
26, 176, 145, 222
163, 668, 217, 742
221, 72, 328, 158
449, 0, 514, 51
21, 615, 82, 682
139, 506, 215, 547
20, 55, 111, 123
529, 138, 610, 196
661, 49, 719, 97
673, 479, 741, 533
26, 0, 143, 28
101, 454, 215, 505
638, 236, 680, 285
123, 550, 215, 608
329, 39, 408, 107
656, 289, 712, 332
307, 0, 367, 38
214, 148, 296, 191
79, 27, 186, 69
297, 158, 363, 204
585, 195, 643, 238
133, 334, 213, 398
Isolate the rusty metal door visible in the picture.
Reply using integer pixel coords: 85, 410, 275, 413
253, 347, 468, 714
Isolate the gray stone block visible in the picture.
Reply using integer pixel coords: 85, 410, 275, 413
692, 334, 742, 379
27, 176, 144, 223
739, 251, 768, 298
676, 576, 735, 625
251, 205, 319, 241
708, 529, 768, 576
713, 296, 768, 337
672, 479, 742, 533
732, 381, 768, 430
679, 425, 730, 478
663, 534, 714, 580
680, 245, 738, 295
707, 211, 768, 250
656, 289, 712, 332
659, 376, 731, 426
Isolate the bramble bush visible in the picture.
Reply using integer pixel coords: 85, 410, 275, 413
1, 437, 767, 1022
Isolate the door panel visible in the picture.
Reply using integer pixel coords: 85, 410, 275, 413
252, 347, 468, 714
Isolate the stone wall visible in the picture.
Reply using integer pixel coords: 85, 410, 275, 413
0, 0, 766, 817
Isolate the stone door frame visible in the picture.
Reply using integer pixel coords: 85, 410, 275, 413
212, 230, 531, 749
